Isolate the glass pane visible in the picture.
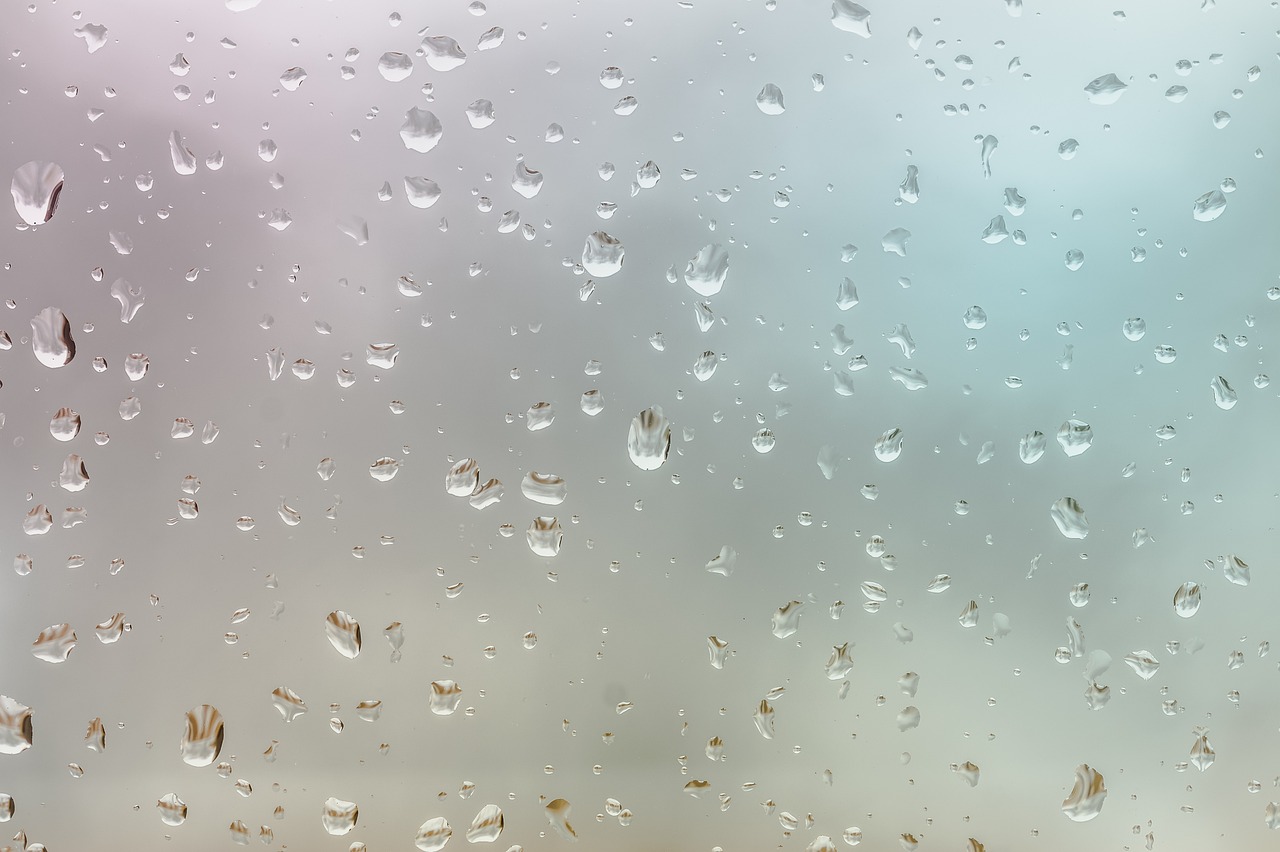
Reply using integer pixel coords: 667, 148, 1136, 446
2, 1, 1278, 849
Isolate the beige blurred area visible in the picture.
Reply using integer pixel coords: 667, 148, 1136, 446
1, 0, 1279, 850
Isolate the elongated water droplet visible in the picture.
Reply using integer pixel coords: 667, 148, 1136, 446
465, 804, 504, 843
180, 705, 225, 767
30, 307, 75, 368
325, 611, 362, 659
627, 407, 671, 470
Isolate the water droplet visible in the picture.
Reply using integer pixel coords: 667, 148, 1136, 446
627, 407, 671, 470
1210, 376, 1237, 410
1061, 764, 1107, 821
889, 366, 928, 391
896, 706, 921, 731
30, 306, 75, 368
325, 611, 362, 659
830, 1, 871, 36
1173, 582, 1201, 618
445, 458, 480, 496
271, 686, 307, 722
322, 797, 358, 835
1056, 419, 1093, 456
1050, 497, 1089, 539
1083, 73, 1127, 104
421, 35, 467, 71
980, 135, 998, 177
753, 699, 776, 739
980, 216, 1009, 243
526, 516, 563, 557
544, 798, 578, 840
50, 408, 81, 441
157, 792, 188, 826
378, 52, 413, 81
414, 814, 452, 847
400, 107, 443, 152
751, 429, 776, 453
404, 177, 442, 209
685, 243, 730, 296
369, 457, 400, 482
180, 705, 224, 766
582, 231, 624, 277
1192, 189, 1227, 221
874, 427, 904, 462
465, 804, 504, 843
31, 623, 76, 663
11, 161, 64, 225
1121, 650, 1160, 680
756, 83, 785, 114
169, 130, 197, 175
771, 600, 804, 638
825, 643, 854, 679
521, 472, 567, 505
881, 228, 911, 256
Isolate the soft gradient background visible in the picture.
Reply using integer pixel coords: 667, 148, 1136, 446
1, 0, 1279, 849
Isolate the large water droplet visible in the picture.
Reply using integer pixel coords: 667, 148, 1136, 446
445, 458, 481, 496
526, 516, 563, 556
0, 696, 33, 755
271, 686, 307, 722
1210, 376, 1238, 410
874, 427, 904, 462
404, 177, 442, 208
1083, 73, 1127, 104
1192, 189, 1227, 221
180, 705, 225, 767
378, 52, 413, 81
830, 0, 871, 36
322, 798, 359, 835
31, 623, 76, 663
11, 161, 64, 225
756, 83, 785, 114
156, 792, 188, 826
521, 472, 567, 505
684, 243, 729, 297
465, 804, 504, 843
169, 130, 197, 175
325, 611, 362, 659
30, 307, 76, 368
400, 107, 443, 152
1061, 764, 1107, 821
429, 680, 463, 716
1173, 582, 1201, 618
582, 231, 624, 277
771, 600, 804, 638
1050, 497, 1089, 539
627, 408, 671, 470
1056, 419, 1093, 456
421, 35, 467, 71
